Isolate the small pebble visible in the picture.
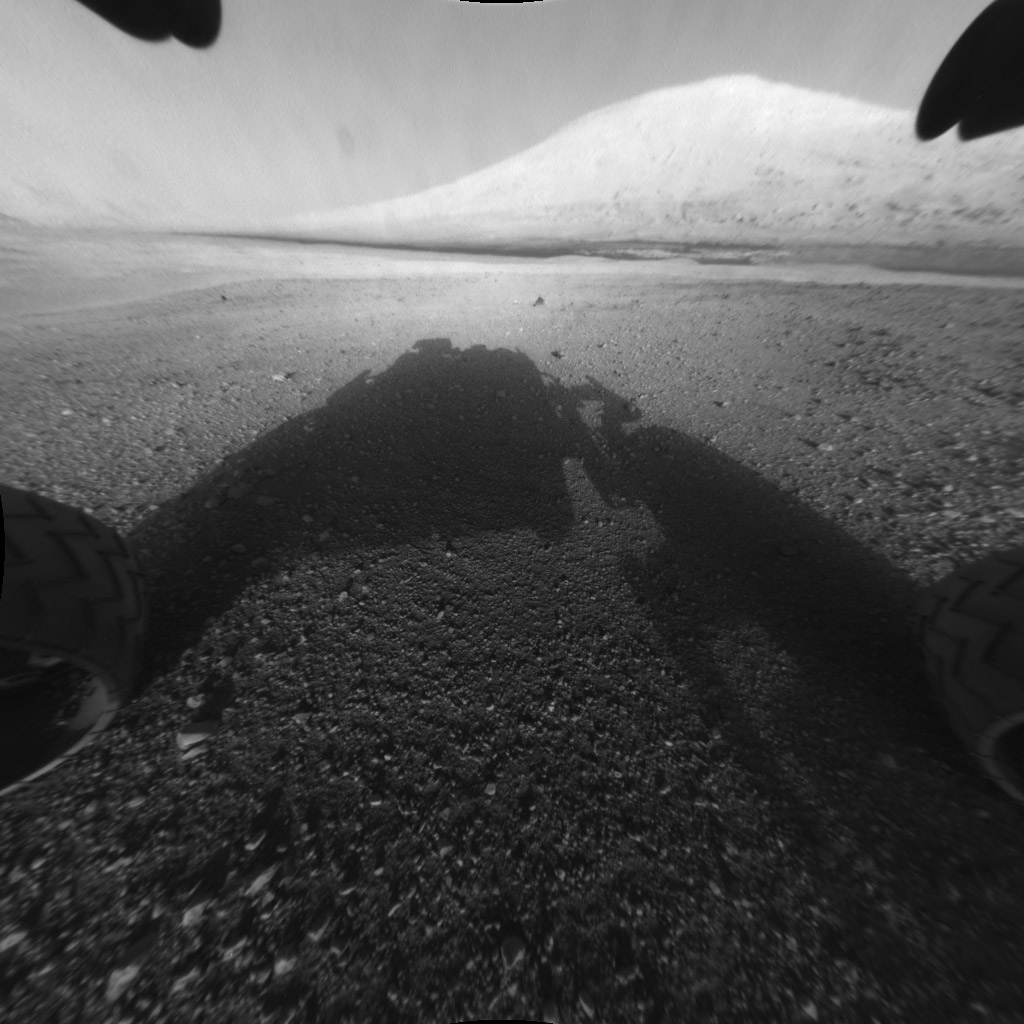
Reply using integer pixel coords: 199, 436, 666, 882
181, 899, 210, 927
176, 720, 219, 749
273, 955, 296, 976
105, 965, 141, 1003
0, 930, 28, 954
501, 933, 526, 969
246, 866, 277, 896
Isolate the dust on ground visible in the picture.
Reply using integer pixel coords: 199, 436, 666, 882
1, 229, 1022, 1024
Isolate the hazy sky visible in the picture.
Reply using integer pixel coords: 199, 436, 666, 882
0, 0, 992, 222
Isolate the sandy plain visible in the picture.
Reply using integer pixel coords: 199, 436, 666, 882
1, 226, 1023, 1023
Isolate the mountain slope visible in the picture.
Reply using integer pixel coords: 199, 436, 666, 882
280, 75, 1024, 248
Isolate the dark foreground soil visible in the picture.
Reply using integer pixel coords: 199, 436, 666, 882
1, 244, 1023, 1023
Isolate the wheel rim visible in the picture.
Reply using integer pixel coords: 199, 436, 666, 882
977, 713, 1024, 805
0, 649, 70, 693
0, 646, 118, 795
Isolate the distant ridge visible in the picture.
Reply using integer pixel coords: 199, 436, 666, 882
278, 75, 1024, 249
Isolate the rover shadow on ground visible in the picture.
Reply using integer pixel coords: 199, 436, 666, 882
131, 334, 967, 838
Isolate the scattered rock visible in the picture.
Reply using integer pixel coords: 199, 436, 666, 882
274, 954, 297, 977
170, 968, 200, 995
176, 720, 220, 750
0, 930, 28, 954
542, 999, 562, 1023
181, 898, 210, 928
306, 908, 332, 943
220, 938, 249, 963
245, 829, 267, 852
105, 964, 141, 1002
244, 865, 278, 896
501, 932, 526, 969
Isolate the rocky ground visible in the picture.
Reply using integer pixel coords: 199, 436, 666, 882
0, 232, 1023, 1023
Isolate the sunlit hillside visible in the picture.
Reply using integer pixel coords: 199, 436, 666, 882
280, 75, 1024, 249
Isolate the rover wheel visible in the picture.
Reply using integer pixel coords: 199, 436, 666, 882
0, 484, 147, 796
916, 547, 1024, 804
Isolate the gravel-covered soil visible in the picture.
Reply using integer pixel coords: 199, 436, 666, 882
1, 234, 1023, 1024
